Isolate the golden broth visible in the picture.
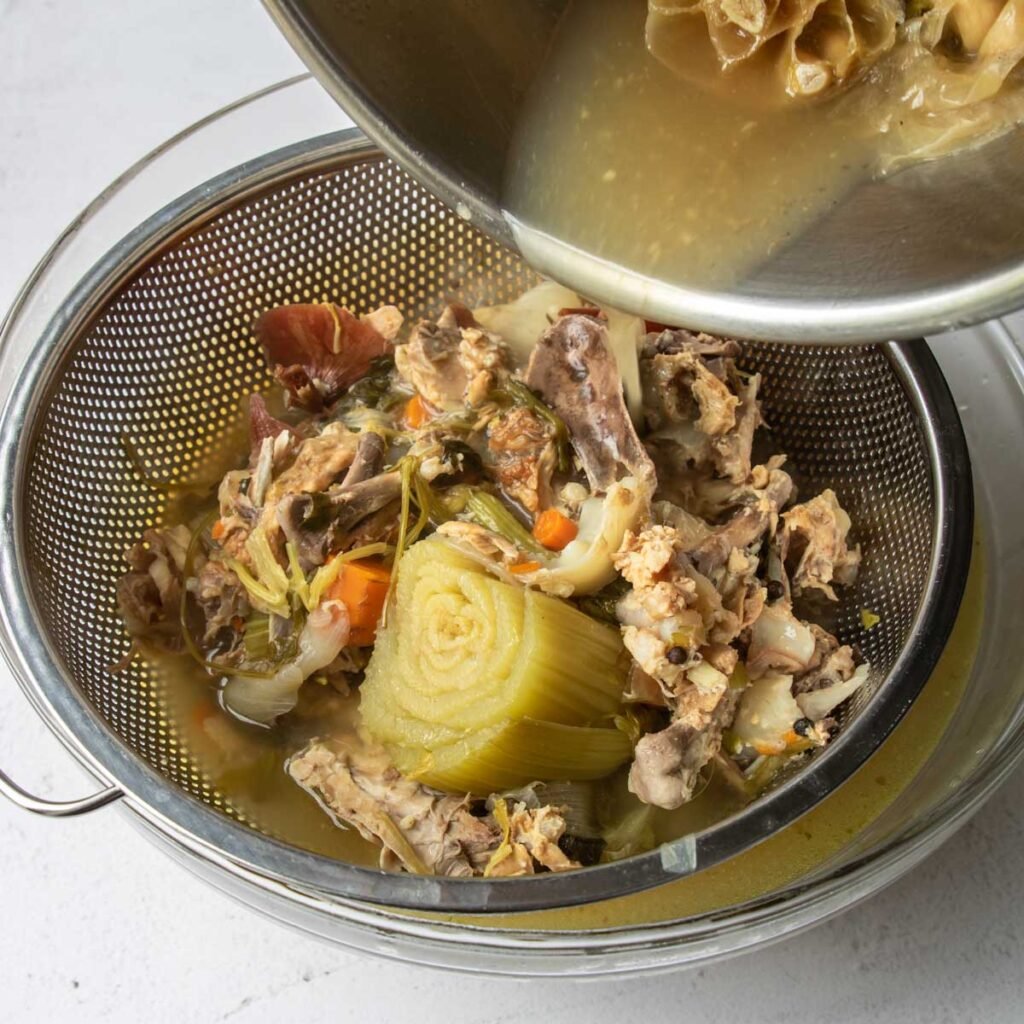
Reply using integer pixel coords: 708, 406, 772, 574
503, 0, 1024, 293
504, 0, 877, 290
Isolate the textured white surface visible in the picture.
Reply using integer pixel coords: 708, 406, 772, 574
1, 2, 1022, 1021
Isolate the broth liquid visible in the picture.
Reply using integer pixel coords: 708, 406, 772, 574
504, 0, 878, 291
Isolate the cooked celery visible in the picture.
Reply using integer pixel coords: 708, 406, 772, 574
410, 718, 632, 794
243, 615, 272, 661
463, 490, 545, 555
285, 542, 311, 610
360, 537, 630, 793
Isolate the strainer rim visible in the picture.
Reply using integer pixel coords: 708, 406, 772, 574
0, 131, 973, 914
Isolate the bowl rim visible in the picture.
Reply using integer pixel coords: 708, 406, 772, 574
0, 128, 974, 914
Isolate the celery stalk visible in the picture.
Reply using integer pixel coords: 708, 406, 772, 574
360, 537, 630, 794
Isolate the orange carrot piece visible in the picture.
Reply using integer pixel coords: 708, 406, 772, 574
509, 560, 543, 574
211, 519, 226, 541
327, 559, 392, 646
532, 508, 579, 551
404, 394, 430, 429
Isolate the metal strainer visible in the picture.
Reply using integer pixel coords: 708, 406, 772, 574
0, 131, 972, 912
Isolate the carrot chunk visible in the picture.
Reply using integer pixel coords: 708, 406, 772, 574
404, 394, 430, 429
327, 559, 392, 646
532, 508, 579, 551
509, 560, 543, 574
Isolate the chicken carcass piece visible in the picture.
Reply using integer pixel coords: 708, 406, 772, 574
628, 688, 742, 810
266, 424, 362, 509
115, 524, 191, 651
526, 314, 656, 493
614, 524, 741, 698
781, 488, 861, 600
485, 803, 579, 876
487, 405, 557, 515
691, 459, 794, 575
247, 422, 363, 551
219, 420, 363, 562
277, 471, 402, 570
288, 736, 580, 876
191, 559, 250, 644
256, 302, 400, 411
395, 305, 512, 411
641, 329, 761, 485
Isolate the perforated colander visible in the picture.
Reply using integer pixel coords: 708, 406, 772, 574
0, 131, 972, 912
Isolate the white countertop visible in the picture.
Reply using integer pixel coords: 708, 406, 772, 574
1, 2, 1022, 1021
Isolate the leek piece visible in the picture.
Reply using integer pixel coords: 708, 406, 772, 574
360, 537, 630, 794
532, 478, 648, 597
226, 526, 290, 618
395, 718, 633, 795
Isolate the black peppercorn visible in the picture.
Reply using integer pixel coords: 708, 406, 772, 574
666, 645, 687, 665
793, 717, 814, 736
766, 579, 785, 602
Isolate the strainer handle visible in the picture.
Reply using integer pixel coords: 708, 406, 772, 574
0, 768, 122, 817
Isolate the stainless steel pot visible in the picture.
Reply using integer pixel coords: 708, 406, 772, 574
262, 0, 1024, 343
